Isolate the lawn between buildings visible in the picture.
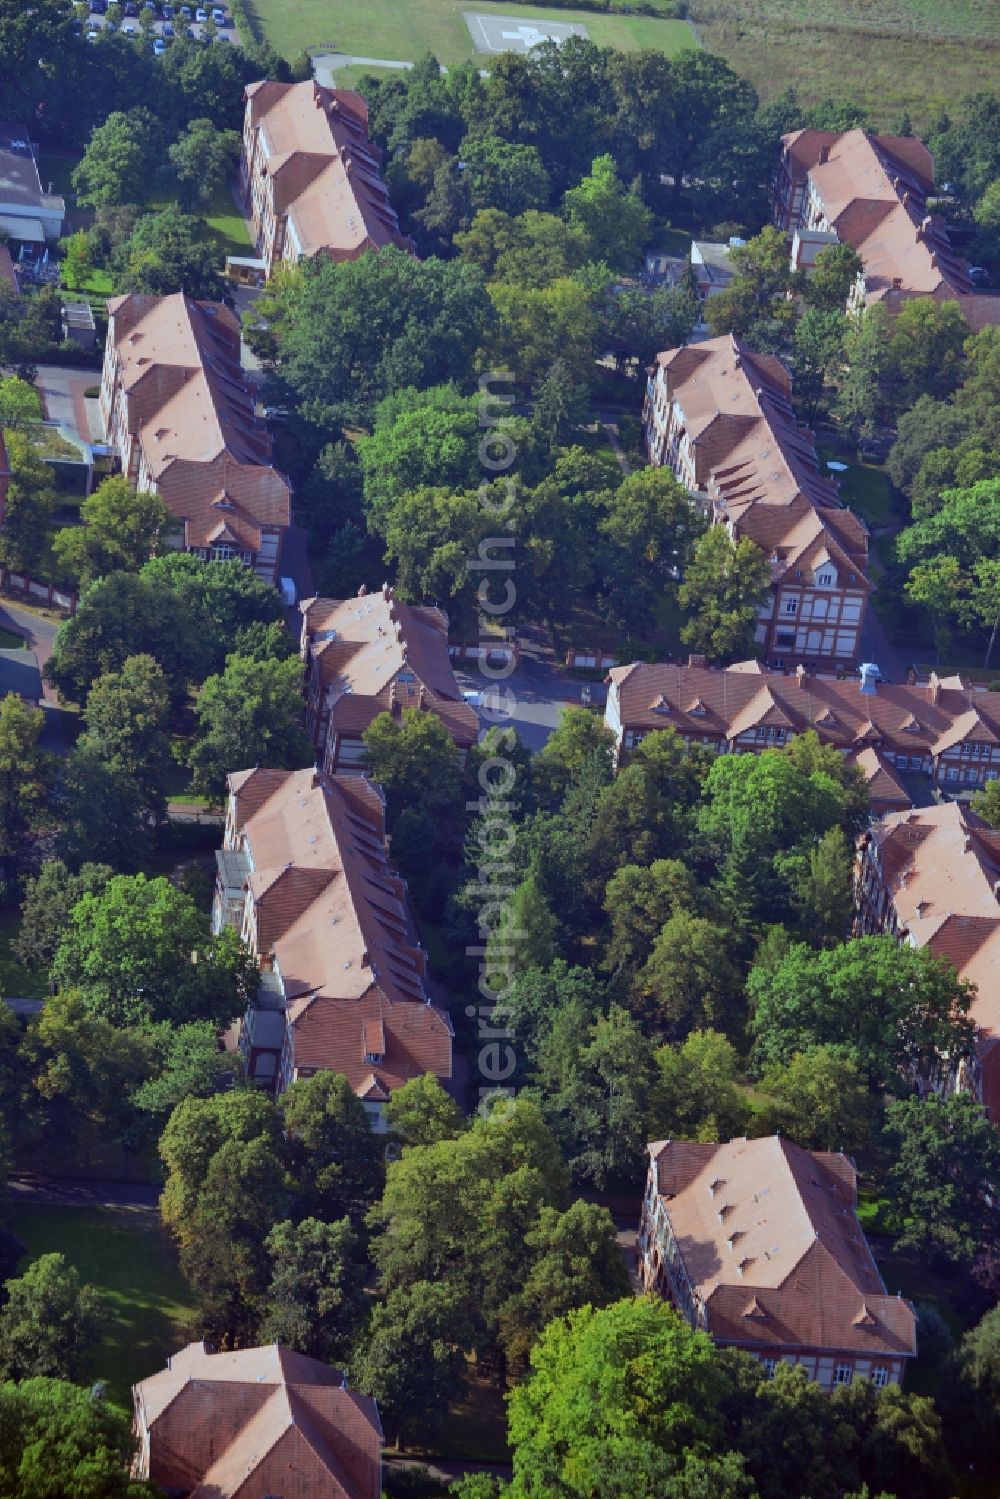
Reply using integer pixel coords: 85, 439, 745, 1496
9, 1203, 198, 1410
247, 0, 695, 64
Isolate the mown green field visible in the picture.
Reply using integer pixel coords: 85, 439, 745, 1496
247, 0, 695, 64
691, 0, 1000, 127
11, 1203, 198, 1409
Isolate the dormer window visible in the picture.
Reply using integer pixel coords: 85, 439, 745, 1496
816, 571, 834, 587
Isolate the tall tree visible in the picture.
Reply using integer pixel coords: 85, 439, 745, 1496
120, 207, 227, 301
0, 1256, 103, 1382
0, 1377, 151, 1499
51, 873, 251, 1028
678, 528, 771, 662
563, 154, 652, 270
352, 1281, 474, 1448
72, 108, 158, 206
0, 693, 54, 873
259, 1217, 366, 1363
705, 226, 797, 350
16, 860, 113, 974
187, 654, 312, 803
887, 1093, 1000, 1264
167, 117, 240, 210
362, 708, 462, 829
76, 654, 173, 822
650, 1029, 749, 1143
51, 478, 169, 590
0, 433, 57, 575
279, 1071, 384, 1225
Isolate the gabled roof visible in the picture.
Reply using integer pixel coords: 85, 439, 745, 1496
647, 1136, 916, 1359
134, 1341, 381, 1499
245, 80, 414, 262
865, 801, 1000, 1043
107, 293, 291, 549
654, 334, 841, 515
783, 128, 972, 303
230, 766, 429, 1010
301, 585, 478, 749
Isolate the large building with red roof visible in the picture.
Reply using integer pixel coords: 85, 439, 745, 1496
642, 334, 871, 670
133, 1341, 382, 1498
774, 128, 999, 326
100, 292, 291, 583
212, 766, 452, 1126
300, 585, 479, 774
606, 656, 1000, 801
638, 1135, 917, 1390
855, 801, 1000, 1119
241, 80, 414, 277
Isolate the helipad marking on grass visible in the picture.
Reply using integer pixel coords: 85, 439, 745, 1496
464, 10, 589, 52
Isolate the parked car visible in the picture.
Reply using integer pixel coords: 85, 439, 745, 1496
121, 19, 139, 31
211, 6, 225, 22
161, 3, 173, 15
88, 0, 106, 12
162, 19, 173, 33
123, 2, 138, 15
183, 23, 195, 35
143, 1, 158, 12
215, 30, 228, 39
195, 6, 207, 19
179, 4, 191, 15
153, 35, 166, 51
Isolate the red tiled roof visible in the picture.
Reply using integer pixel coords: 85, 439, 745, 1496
134, 1341, 381, 1499
648, 1136, 916, 1359
302, 585, 478, 750
107, 292, 291, 550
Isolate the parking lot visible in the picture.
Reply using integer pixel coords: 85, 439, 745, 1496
81, 0, 240, 48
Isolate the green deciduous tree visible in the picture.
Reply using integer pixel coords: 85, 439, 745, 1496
16, 860, 112, 974
279, 1071, 384, 1225
362, 707, 462, 829
160, 1089, 289, 1344
836, 304, 892, 448
51, 477, 170, 590
634, 910, 740, 1037
72, 108, 158, 207
0, 433, 57, 575
352, 1281, 474, 1448
650, 1029, 749, 1143
886, 1092, 1000, 1265
167, 116, 240, 210
749, 936, 976, 1093
259, 1217, 366, 1363
51, 873, 250, 1027
60, 230, 93, 291
0, 692, 54, 872
802, 243, 863, 311
131, 1021, 240, 1123
774, 824, 854, 947
461, 135, 551, 215
0, 1256, 103, 1382
498, 1200, 628, 1364
531, 707, 614, 809
603, 858, 700, 978
139, 553, 285, 679
0, 1376, 151, 1499
756, 1045, 874, 1152
563, 154, 652, 270
385, 1073, 466, 1147
705, 226, 797, 350
188, 653, 312, 804
120, 206, 227, 301
886, 296, 968, 411
76, 653, 173, 822
678, 527, 771, 663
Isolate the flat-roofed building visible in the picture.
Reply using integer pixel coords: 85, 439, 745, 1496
241, 80, 414, 277
638, 1134, 917, 1390
101, 292, 291, 583
0, 126, 64, 245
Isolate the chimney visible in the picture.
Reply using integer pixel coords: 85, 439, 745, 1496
927, 671, 941, 706
916, 215, 931, 242
795, 664, 807, 688
819, 144, 830, 164
892, 277, 902, 289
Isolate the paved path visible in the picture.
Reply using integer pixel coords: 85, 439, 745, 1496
8, 1175, 159, 1209
597, 411, 631, 476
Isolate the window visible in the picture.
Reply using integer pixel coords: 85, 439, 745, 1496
776, 632, 795, 648
783, 599, 798, 615
761, 1357, 777, 1378
833, 1365, 853, 1386
871, 1367, 889, 1389
816, 571, 834, 587
211, 544, 236, 561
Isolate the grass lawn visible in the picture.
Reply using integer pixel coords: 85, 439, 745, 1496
203, 180, 252, 256
0, 628, 24, 650
692, 0, 1000, 129
816, 440, 896, 528
10, 1203, 198, 1408
0, 909, 47, 1001
250, 0, 694, 64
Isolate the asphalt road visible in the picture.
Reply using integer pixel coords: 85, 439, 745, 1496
455, 633, 607, 752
